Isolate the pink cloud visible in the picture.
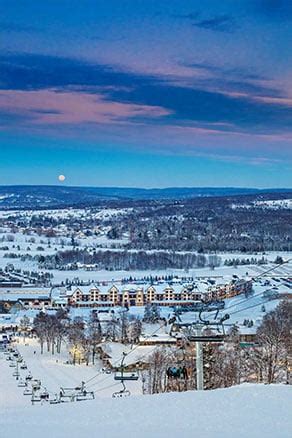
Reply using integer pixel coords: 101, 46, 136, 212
0, 89, 171, 125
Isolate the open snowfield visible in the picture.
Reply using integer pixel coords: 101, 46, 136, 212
0, 259, 290, 285
1, 348, 291, 438
43, 259, 292, 284
0, 210, 291, 285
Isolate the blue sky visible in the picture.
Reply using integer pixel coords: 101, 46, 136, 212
0, 0, 292, 187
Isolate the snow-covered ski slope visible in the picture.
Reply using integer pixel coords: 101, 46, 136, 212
1, 346, 292, 438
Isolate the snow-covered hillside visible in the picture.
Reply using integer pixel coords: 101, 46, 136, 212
0, 373, 291, 438
1, 344, 292, 438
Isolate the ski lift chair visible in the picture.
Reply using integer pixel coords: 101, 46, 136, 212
49, 394, 61, 405
31, 392, 41, 404
114, 371, 139, 381
198, 307, 230, 336
25, 372, 33, 381
23, 387, 33, 396
112, 380, 131, 398
18, 379, 27, 388
59, 387, 79, 402
112, 353, 138, 398
72, 381, 95, 402
114, 352, 139, 381
31, 379, 41, 391
39, 389, 50, 402
75, 389, 95, 401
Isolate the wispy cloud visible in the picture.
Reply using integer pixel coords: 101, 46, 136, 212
192, 14, 236, 33
0, 89, 171, 125
175, 11, 236, 33
1, 52, 292, 139
184, 62, 268, 82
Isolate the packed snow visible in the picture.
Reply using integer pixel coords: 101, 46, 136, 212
0, 348, 291, 438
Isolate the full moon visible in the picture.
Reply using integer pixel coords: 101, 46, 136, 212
58, 174, 66, 182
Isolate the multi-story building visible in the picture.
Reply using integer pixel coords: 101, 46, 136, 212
205, 279, 253, 301
54, 283, 204, 308
0, 288, 52, 312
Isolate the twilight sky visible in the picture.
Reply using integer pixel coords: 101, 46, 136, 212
0, 0, 292, 187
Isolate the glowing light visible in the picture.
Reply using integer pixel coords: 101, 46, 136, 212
58, 174, 66, 182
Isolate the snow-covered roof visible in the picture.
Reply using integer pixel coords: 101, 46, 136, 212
101, 342, 157, 367
0, 288, 51, 301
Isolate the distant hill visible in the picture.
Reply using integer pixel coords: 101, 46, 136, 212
0, 185, 291, 209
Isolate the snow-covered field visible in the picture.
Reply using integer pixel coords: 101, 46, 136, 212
1, 347, 291, 438
232, 199, 292, 210
18, 259, 292, 286
0, 205, 291, 286
254, 199, 292, 209
0, 207, 133, 220
0, 259, 290, 285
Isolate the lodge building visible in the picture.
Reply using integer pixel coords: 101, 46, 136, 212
60, 283, 203, 308
205, 279, 253, 301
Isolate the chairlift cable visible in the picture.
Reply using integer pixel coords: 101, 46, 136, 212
86, 337, 162, 390
206, 258, 291, 319
187, 259, 290, 334
87, 343, 159, 390
227, 296, 278, 317
222, 285, 279, 313
93, 382, 121, 394
84, 321, 165, 386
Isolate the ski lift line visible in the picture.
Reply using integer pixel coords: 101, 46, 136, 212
10, 343, 57, 401
247, 257, 291, 282
93, 382, 121, 395
226, 257, 292, 310
86, 344, 160, 392
190, 257, 289, 302
191, 260, 288, 331
84, 322, 166, 386
32, 323, 163, 401
86, 343, 159, 391
251, 257, 291, 279
218, 258, 291, 313
223, 285, 279, 313
227, 296, 277, 317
